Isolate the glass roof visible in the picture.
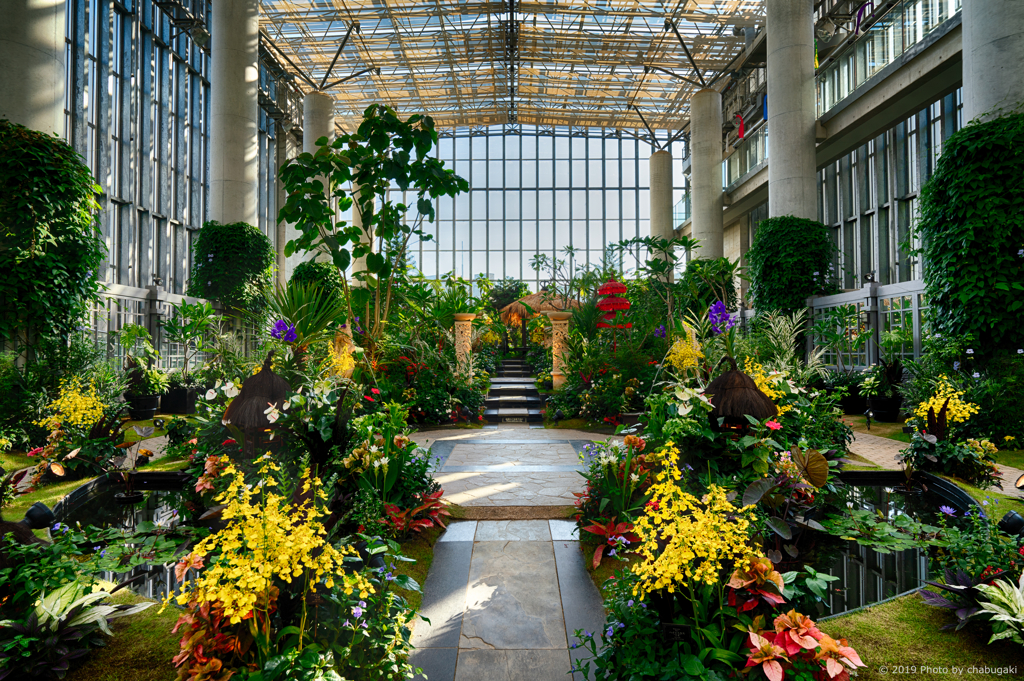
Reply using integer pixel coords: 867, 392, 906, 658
259, 0, 764, 132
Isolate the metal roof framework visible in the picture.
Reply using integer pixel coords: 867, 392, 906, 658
259, 0, 764, 133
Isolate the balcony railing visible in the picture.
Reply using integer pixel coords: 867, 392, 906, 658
673, 193, 691, 227
816, 0, 961, 116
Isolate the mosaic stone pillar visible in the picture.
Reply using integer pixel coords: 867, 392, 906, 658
454, 313, 476, 378
547, 311, 572, 390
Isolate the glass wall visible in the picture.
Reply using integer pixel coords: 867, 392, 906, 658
64, 0, 286, 294
818, 89, 962, 289
408, 126, 688, 287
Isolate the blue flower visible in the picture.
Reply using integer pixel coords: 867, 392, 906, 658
605, 627, 614, 638
270, 319, 298, 342
352, 606, 363, 618
627, 599, 634, 607
953, 361, 961, 371
654, 324, 666, 338
708, 301, 736, 335
939, 505, 956, 517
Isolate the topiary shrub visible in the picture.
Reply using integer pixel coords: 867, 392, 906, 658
0, 120, 105, 350
289, 260, 345, 299
187, 221, 274, 311
746, 216, 839, 314
916, 112, 1024, 358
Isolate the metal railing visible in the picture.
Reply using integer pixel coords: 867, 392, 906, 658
807, 279, 928, 369
816, 0, 962, 116
673, 192, 691, 228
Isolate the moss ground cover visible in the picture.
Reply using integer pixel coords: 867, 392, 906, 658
0, 449, 35, 473
993, 449, 1024, 470
396, 524, 445, 613
65, 591, 181, 681
821, 593, 1023, 681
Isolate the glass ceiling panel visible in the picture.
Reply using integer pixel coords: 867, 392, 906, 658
260, 0, 764, 132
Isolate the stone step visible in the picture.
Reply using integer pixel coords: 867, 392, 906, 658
484, 395, 545, 409
489, 376, 537, 385
483, 407, 544, 424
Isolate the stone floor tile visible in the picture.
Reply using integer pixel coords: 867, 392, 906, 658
549, 520, 578, 541
410, 647, 457, 681
461, 541, 565, 649
475, 520, 551, 541
438, 521, 478, 542
411, 541, 474, 650
454, 650, 571, 681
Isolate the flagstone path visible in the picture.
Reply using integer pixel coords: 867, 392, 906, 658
409, 424, 610, 681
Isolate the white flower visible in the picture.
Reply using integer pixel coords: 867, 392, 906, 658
1018, 349, 1023, 354
221, 418, 231, 426
214, 379, 223, 389
264, 403, 281, 424
629, 473, 640, 484
972, 372, 980, 378
224, 383, 239, 398
205, 389, 217, 400
966, 348, 974, 354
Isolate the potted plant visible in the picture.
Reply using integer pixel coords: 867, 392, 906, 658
161, 301, 221, 414
861, 359, 904, 422
117, 324, 168, 420
812, 305, 872, 415
824, 369, 866, 416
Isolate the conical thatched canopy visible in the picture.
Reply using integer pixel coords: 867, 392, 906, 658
223, 351, 291, 430
499, 292, 581, 325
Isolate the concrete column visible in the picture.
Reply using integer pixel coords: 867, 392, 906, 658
453, 313, 476, 378
350, 183, 375, 282
963, 0, 1024, 122
0, 0, 66, 136
276, 124, 300, 285
546, 311, 572, 390
649, 150, 675, 279
302, 91, 336, 266
210, 0, 259, 227
766, 0, 818, 220
690, 89, 724, 259
302, 91, 336, 154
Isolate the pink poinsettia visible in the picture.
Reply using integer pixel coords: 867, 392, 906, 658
745, 632, 789, 681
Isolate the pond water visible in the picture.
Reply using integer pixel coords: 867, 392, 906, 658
814, 473, 976, 617
57, 485, 188, 602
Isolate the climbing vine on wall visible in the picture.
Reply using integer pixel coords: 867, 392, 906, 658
0, 120, 105, 351
916, 112, 1024, 357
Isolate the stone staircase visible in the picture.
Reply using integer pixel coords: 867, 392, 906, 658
483, 357, 544, 424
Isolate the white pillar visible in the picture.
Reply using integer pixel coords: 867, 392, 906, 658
963, 0, 1024, 123
766, 0, 818, 221
275, 124, 300, 285
210, 0, 259, 227
649, 150, 674, 243
302, 91, 337, 266
302, 91, 335, 154
547, 311, 572, 390
0, 0, 66, 137
690, 89, 724, 259
350, 183, 375, 281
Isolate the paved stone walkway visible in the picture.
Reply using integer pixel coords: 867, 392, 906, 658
410, 424, 608, 681
849, 431, 1024, 499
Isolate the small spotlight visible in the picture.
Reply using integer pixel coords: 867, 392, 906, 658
191, 26, 210, 47
1016, 472, 1024, 490
153, 418, 165, 429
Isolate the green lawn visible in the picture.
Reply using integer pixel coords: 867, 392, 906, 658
821, 593, 1022, 681
993, 448, 1024, 471
939, 475, 1022, 520
0, 449, 36, 473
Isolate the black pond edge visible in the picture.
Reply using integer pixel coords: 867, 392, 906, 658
817, 586, 924, 622
52, 471, 190, 522
836, 469, 980, 512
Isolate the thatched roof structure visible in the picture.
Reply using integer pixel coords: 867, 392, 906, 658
499, 292, 581, 325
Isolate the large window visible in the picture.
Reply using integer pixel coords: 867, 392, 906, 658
410, 126, 688, 287
64, 0, 285, 294
818, 89, 961, 288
